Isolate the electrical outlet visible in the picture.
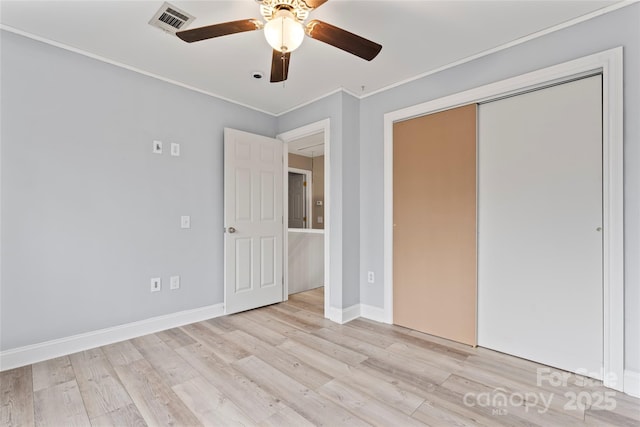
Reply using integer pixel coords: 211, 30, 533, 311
150, 277, 161, 292
317, 216, 323, 224
181, 216, 190, 229
152, 140, 163, 154
170, 275, 180, 290
171, 142, 180, 157
367, 271, 375, 284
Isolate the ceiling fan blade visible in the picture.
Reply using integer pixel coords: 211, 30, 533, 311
302, 0, 329, 9
176, 19, 262, 43
306, 20, 382, 61
270, 50, 291, 83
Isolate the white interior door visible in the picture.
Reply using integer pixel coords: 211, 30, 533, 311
478, 76, 603, 377
224, 128, 283, 314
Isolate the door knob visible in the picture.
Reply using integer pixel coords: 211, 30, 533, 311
596, 227, 602, 232
228, 227, 236, 234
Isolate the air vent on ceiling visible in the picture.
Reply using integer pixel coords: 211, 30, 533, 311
149, 2, 195, 34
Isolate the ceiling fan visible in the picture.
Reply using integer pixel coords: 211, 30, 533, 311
176, 0, 382, 83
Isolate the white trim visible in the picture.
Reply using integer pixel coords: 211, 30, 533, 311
325, 304, 360, 324
276, 88, 345, 117
0, 303, 224, 371
0, 25, 276, 117
288, 228, 324, 234
2, 1, 632, 117
341, 304, 361, 324
362, 2, 633, 100
624, 370, 640, 398
383, 47, 624, 391
324, 303, 387, 324
278, 119, 332, 318
287, 167, 313, 229
360, 304, 387, 324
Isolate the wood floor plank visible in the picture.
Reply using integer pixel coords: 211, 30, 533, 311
101, 340, 143, 367
5, 288, 638, 427
233, 355, 371, 427
239, 309, 301, 336
131, 333, 199, 387
259, 405, 316, 427
284, 293, 324, 315
88, 403, 147, 427
174, 343, 284, 424
68, 348, 134, 419
318, 379, 426, 427
412, 399, 484, 427
455, 359, 584, 419
441, 373, 587, 427
223, 330, 332, 390
387, 341, 467, 373
181, 322, 250, 363
113, 359, 201, 426
31, 356, 75, 392
1, 366, 34, 427
172, 376, 255, 426
156, 327, 197, 350
33, 380, 90, 427
278, 335, 427, 416
222, 312, 288, 346
283, 328, 369, 366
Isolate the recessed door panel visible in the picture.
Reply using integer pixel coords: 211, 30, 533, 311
260, 236, 276, 288
235, 238, 253, 293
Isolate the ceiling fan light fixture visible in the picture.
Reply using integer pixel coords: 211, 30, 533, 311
264, 9, 304, 52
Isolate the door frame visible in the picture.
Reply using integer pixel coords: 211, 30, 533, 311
383, 47, 624, 391
278, 119, 331, 317
288, 167, 313, 229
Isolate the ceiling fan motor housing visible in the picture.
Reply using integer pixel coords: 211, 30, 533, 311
259, 0, 311, 23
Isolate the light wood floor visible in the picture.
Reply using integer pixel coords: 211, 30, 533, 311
2, 287, 638, 426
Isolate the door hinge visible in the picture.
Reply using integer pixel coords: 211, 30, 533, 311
303, 181, 307, 187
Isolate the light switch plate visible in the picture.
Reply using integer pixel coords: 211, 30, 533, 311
171, 142, 180, 157
181, 216, 190, 229
152, 140, 163, 154
170, 275, 180, 290
150, 277, 161, 292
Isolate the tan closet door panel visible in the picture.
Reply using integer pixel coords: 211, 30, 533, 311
393, 104, 477, 346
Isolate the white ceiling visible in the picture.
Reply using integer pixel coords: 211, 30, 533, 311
0, 0, 622, 115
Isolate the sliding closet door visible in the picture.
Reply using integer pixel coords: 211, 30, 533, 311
393, 104, 477, 346
478, 76, 603, 376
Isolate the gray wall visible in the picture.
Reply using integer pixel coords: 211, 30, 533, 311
2, 2, 638, 376
276, 91, 361, 309
358, 4, 640, 372
0, 31, 276, 350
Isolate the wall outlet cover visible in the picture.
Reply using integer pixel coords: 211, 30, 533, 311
171, 142, 180, 157
150, 277, 161, 292
367, 271, 375, 284
181, 216, 190, 229
153, 140, 163, 154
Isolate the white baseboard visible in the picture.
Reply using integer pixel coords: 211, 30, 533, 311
325, 304, 360, 324
360, 304, 388, 324
0, 303, 224, 371
324, 303, 388, 325
341, 304, 361, 324
624, 369, 640, 398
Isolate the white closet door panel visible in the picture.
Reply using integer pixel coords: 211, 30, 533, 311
478, 76, 603, 377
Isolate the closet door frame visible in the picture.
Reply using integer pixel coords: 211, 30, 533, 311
382, 47, 623, 391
